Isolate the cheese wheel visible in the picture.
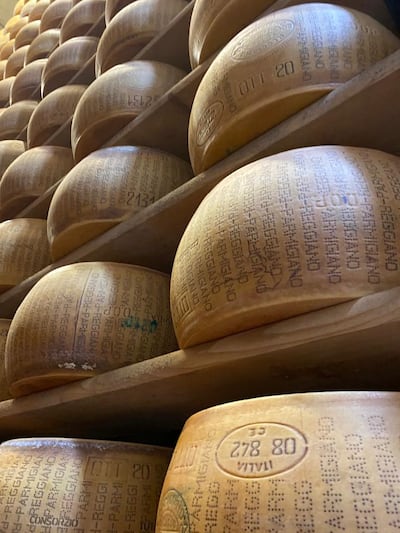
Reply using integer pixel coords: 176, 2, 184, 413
26, 29, 60, 66
171, 146, 400, 348
96, 0, 187, 75
42, 36, 98, 96
0, 40, 16, 61
0, 100, 36, 141
40, 0, 81, 32
11, 58, 47, 103
6, 261, 177, 396
0, 218, 50, 294
0, 319, 11, 401
0, 77, 15, 108
27, 84, 86, 148
5, 16, 29, 40
157, 391, 400, 533
28, 0, 51, 22
14, 20, 41, 50
0, 146, 73, 218
48, 145, 193, 259
5, 45, 29, 78
0, 35, 10, 59
60, 0, 105, 43
0, 140, 25, 179
105, 0, 137, 24
71, 60, 186, 162
189, 0, 275, 68
13, 0, 25, 16
189, 3, 400, 174
0, 438, 171, 529
0, 59, 7, 80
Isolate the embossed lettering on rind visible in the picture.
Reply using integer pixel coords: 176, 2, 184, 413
196, 100, 224, 146
231, 19, 295, 62
216, 422, 308, 478
158, 489, 191, 533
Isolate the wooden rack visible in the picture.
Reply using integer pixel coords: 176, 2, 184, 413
0, 0, 399, 444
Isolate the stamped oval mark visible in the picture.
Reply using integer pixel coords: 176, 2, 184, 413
157, 489, 191, 533
231, 19, 295, 62
196, 100, 224, 146
216, 422, 308, 478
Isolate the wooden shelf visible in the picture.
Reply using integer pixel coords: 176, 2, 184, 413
0, 287, 398, 443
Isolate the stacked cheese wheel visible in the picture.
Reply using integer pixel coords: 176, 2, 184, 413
157, 391, 400, 532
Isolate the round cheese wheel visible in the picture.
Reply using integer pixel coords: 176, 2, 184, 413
0, 146, 73, 218
4, 45, 29, 78
60, 0, 105, 43
171, 146, 400, 348
48, 145, 193, 259
28, 0, 51, 22
11, 58, 47, 103
0, 140, 25, 179
40, 0, 81, 32
0, 218, 50, 294
27, 84, 86, 148
0, 100, 36, 141
0, 319, 11, 401
189, 3, 400, 174
0, 77, 15, 108
0, 438, 171, 529
13, 0, 26, 16
189, 0, 275, 68
105, 0, 137, 24
26, 29, 60, 64
0, 35, 10, 58
0, 59, 7, 80
20, 0, 37, 18
6, 261, 177, 396
42, 36, 98, 96
96, 0, 187, 75
71, 60, 186, 162
157, 391, 400, 533
5, 16, 29, 40
0, 40, 16, 61
14, 20, 41, 50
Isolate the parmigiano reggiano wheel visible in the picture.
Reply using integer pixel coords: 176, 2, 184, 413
20, 0, 37, 18
42, 36, 98, 96
0, 218, 50, 294
13, 0, 25, 16
105, 0, 137, 24
40, 0, 81, 32
171, 146, 400, 348
6, 261, 177, 396
189, 0, 275, 68
25, 29, 60, 64
5, 16, 28, 40
0, 140, 25, 179
0, 100, 36, 141
0, 77, 15, 108
27, 84, 86, 148
0, 145, 73, 218
11, 58, 47, 103
28, 0, 51, 22
189, 3, 400, 174
14, 20, 40, 50
0, 437, 171, 529
60, 0, 105, 43
48, 145, 193, 259
0, 35, 10, 58
0, 40, 16, 61
96, 0, 187, 75
0, 60, 7, 80
156, 391, 400, 533
71, 60, 186, 161
5, 45, 29, 78
0, 319, 11, 401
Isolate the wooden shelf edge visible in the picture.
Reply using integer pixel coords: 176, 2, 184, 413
0, 286, 399, 439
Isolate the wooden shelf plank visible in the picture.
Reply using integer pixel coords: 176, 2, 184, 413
0, 287, 399, 441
